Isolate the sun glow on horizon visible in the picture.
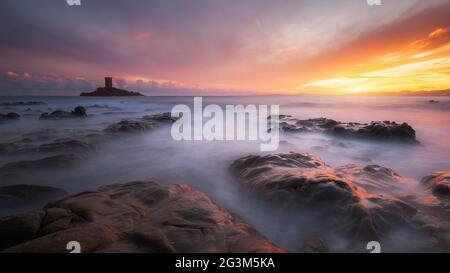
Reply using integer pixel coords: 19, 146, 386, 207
299, 27, 450, 95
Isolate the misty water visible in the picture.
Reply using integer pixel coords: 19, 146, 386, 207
1, 95, 449, 252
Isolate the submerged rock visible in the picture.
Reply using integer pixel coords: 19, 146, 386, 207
104, 113, 178, 133
40, 106, 87, 119
142, 112, 178, 123
230, 152, 449, 251
421, 172, 450, 198
270, 116, 418, 143
38, 140, 93, 153
0, 185, 67, 207
0, 154, 84, 176
104, 120, 155, 133
0, 139, 92, 155
0, 112, 20, 120
0, 102, 47, 106
0, 141, 36, 154
0, 181, 284, 253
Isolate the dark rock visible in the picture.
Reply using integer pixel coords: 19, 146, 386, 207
0, 185, 67, 207
0, 154, 84, 175
0, 112, 20, 120
104, 120, 155, 133
421, 172, 450, 198
142, 112, 178, 123
301, 237, 329, 253
230, 153, 447, 250
40, 106, 87, 119
81, 78, 143, 97
86, 104, 110, 109
38, 140, 93, 153
72, 106, 87, 117
0, 181, 285, 253
0, 141, 36, 154
0, 211, 45, 250
104, 112, 180, 133
81, 88, 144, 97
271, 116, 418, 143
0, 102, 47, 106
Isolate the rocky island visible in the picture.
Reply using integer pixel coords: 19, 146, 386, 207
80, 77, 144, 97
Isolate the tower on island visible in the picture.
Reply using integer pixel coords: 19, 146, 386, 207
105, 77, 113, 89
80, 76, 144, 96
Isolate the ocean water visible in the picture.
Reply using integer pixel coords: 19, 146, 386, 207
1, 95, 449, 251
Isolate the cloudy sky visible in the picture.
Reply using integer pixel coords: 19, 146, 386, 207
1, 0, 450, 95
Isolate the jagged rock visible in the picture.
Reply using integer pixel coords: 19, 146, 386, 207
421, 172, 450, 198
270, 116, 417, 143
230, 153, 448, 251
0, 181, 285, 253
335, 164, 409, 194
0, 112, 20, 120
40, 106, 87, 119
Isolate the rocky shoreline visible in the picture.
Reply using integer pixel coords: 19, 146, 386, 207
0, 108, 449, 253
0, 181, 284, 253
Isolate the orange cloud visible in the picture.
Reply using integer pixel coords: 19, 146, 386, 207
429, 27, 448, 38
410, 27, 449, 50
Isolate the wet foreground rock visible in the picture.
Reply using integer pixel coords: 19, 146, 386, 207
270, 116, 418, 143
230, 153, 449, 252
0, 181, 284, 253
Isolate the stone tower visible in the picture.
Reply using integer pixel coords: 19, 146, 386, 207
105, 77, 113, 89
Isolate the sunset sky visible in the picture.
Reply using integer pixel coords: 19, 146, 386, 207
1, 0, 450, 95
